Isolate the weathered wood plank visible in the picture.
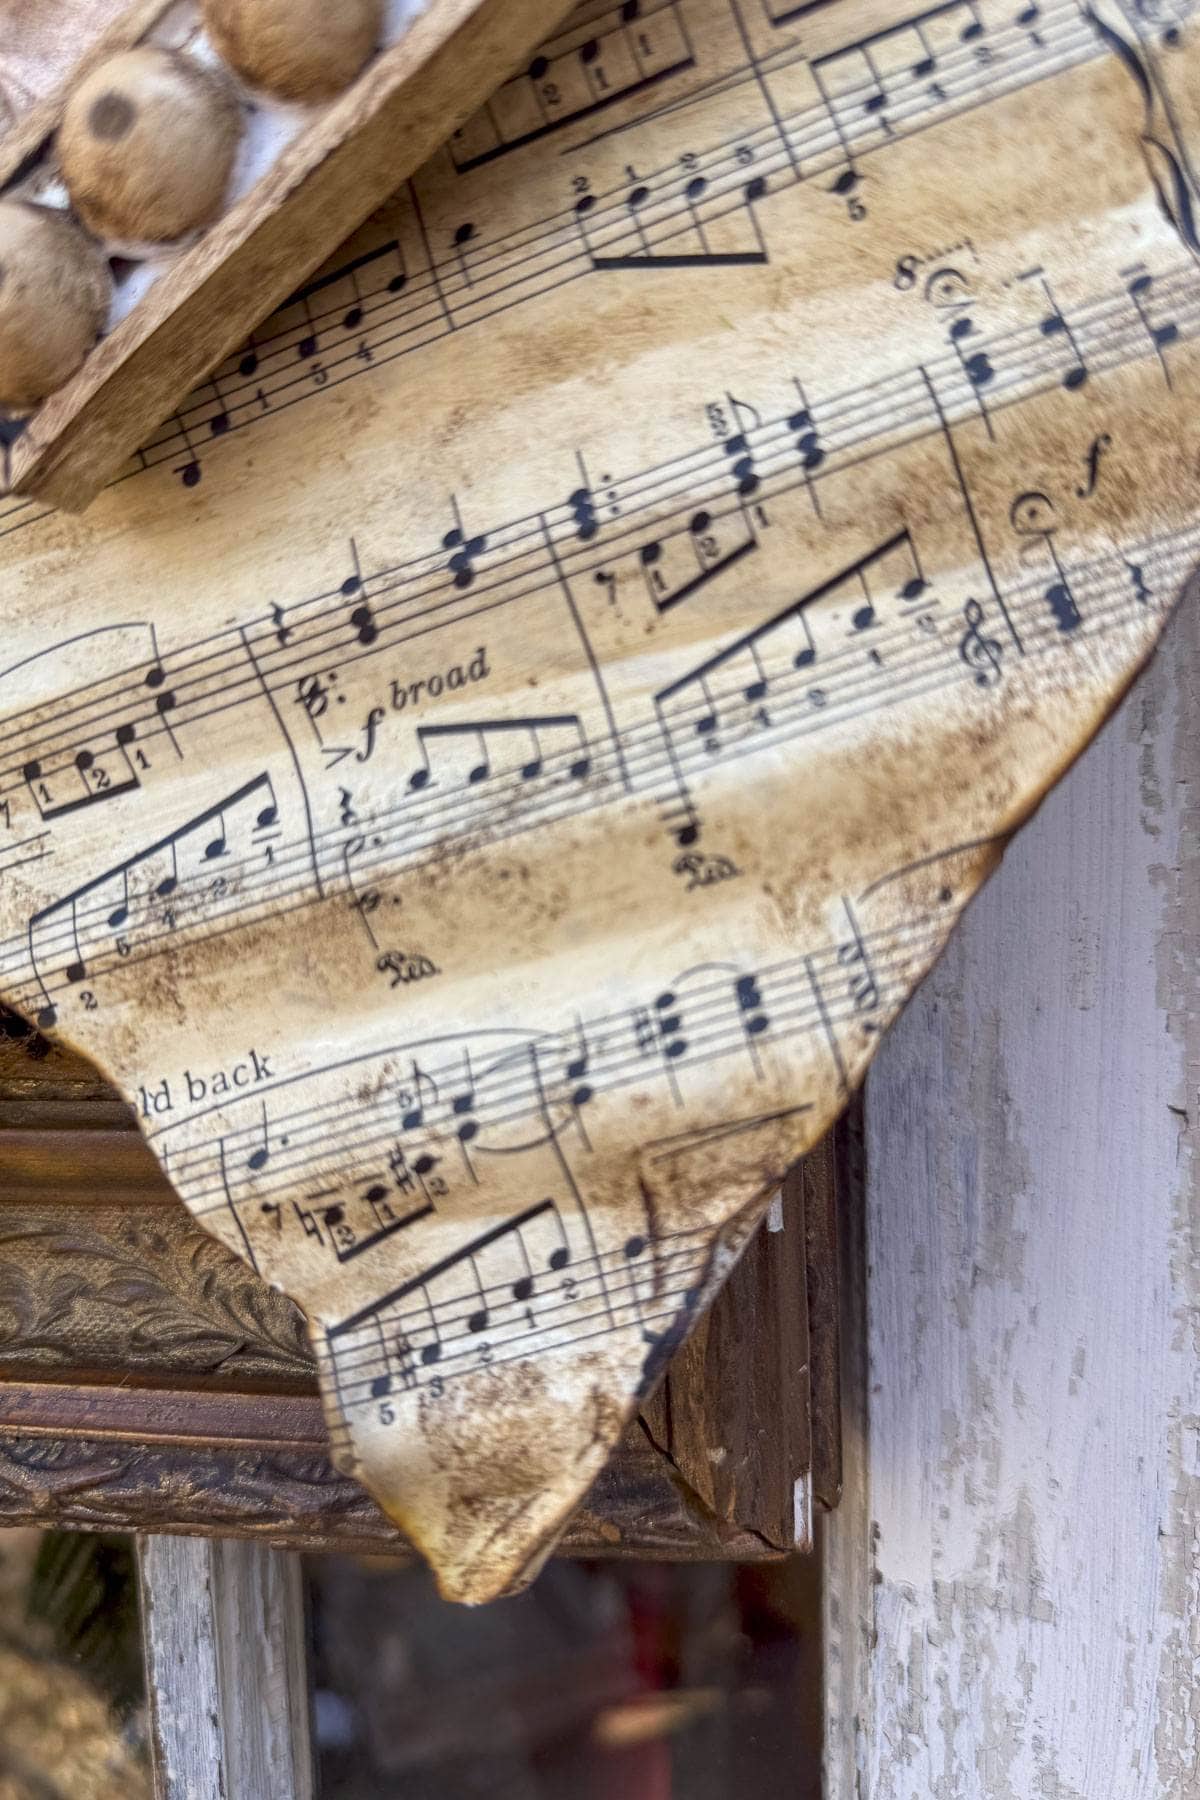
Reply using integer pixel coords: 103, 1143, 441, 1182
825, 593, 1200, 1795
137, 1534, 313, 1800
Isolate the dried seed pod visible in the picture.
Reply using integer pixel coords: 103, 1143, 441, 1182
0, 201, 111, 411
202, 0, 383, 103
59, 48, 241, 243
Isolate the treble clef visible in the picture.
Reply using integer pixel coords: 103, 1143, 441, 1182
959, 598, 1003, 688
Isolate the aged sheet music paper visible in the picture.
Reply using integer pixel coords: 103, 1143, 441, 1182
0, 0, 1197, 1599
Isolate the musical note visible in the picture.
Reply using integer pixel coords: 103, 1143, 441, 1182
620, 1230, 663, 1344
736, 973, 771, 1061
568, 484, 598, 541
655, 989, 688, 1064
451, 0, 694, 171
270, 603, 292, 649
649, 528, 936, 841
735, 973, 769, 1034
170, 412, 203, 488
948, 312, 995, 430
295, 291, 320, 360
789, 383, 827, 519
340, 549, 378, 645
205, 372, 230, 438
144, 660, 182, 756
1124, 264, 1179, 385
673, 171, 769, 268
22, 730, 142, 823
565, 1020, 591, 1102
582, 162, 768, 272
247, 1101, 273, 1173
24, 774, 281, 1026
451, 1047, 478, 1150
396, 1060, 439, 1133
407, 714, 591, 792
1022, 269, 1088, 388
838, 899, 882, 1022
1010, 490, 1082, 633
105, 871, 130, 931
442, 511, 487, 590
632, 1005, 656, 1056
327, 1198, 561, 1350
1045, 578, 1082, 634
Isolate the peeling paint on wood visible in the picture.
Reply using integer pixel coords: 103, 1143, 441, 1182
824, 595, 1200, 1797
137, 1534, 314, 1800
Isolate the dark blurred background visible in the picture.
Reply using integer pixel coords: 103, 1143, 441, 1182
0, 1529, 823, 1799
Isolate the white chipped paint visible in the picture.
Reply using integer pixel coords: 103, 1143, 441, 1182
825, 593, 1200, 1798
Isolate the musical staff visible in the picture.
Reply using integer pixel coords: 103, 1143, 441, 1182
0, 496, 1188, 1028
0, 0, 1103, 523
0, 0, 1196, 1605
449, 0, 695, 171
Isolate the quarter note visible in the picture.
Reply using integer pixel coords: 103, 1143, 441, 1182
565, 1019, 591, 1102
247, 1101, 272, 1172
295, 292, 319, 360
792, 613, 817, 670
340, 559, 378, 645
442, 506, 487, 588
170, 411, 202, 488
154, 843, 179, 900
655, 990, 688, 1061
693, 675, 719, 742
1124, 263, 1178, 385
1044, 578, 1081, 633
451, 1047, 478, 1144
948, 312, 994, 431
789, 395, 826, 475
106, 870, 130, 930
1023, 269, 1088, 388
568, 484, 598, 541
205, 371, 230, 437
736, 972, 770, 1040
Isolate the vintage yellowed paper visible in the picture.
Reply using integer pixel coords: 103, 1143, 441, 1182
1, 0, 1198, 1599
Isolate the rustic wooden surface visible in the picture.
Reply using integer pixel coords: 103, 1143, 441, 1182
641, 1146, 843, 1551
824, 591, 1200, 1795
1, 0, 571, 509
0, 1016, 837, 1559
138, 1533, 314, 1800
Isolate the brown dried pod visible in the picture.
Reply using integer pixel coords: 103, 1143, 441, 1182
0, 201, 111, 411
201, 0, 384, 103
58, 48, 242, 243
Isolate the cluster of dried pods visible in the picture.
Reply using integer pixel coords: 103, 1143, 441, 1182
0, 0, 384, 413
